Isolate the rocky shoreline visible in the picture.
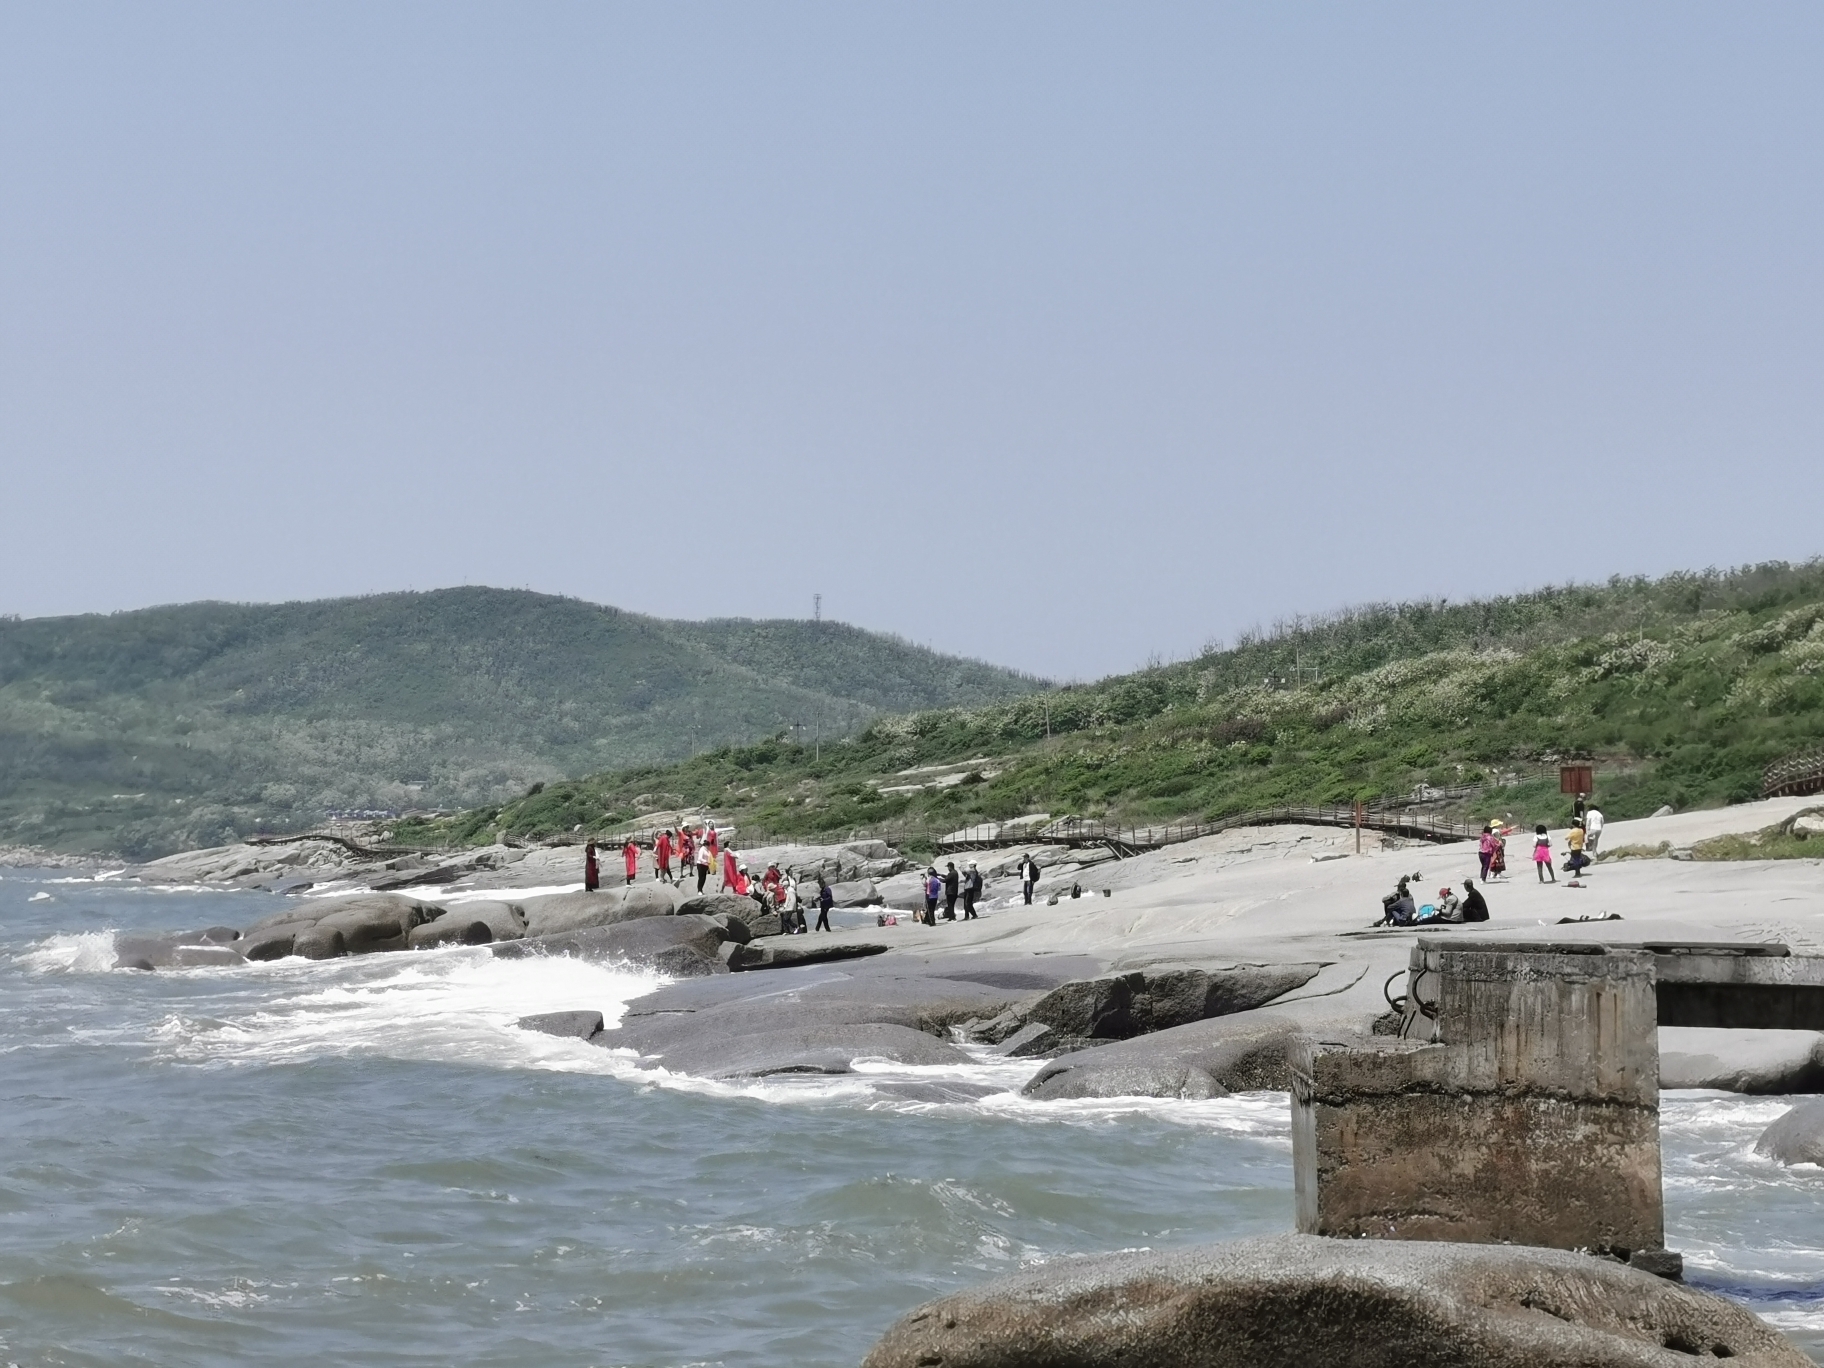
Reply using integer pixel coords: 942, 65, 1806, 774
87, 797, 1824, 1363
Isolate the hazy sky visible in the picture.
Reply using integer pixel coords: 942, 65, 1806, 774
4, 4, 1822, 680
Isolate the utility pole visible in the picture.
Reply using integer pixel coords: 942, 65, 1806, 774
814, 593, 821, 625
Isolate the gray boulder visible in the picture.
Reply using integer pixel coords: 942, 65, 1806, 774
828, 878, 882, 908
1024, 964, 1323, 1040
860, 1233, 1809, 1368
1755, 1095, 1824, 1166
1021, 1010, 1308, 1100
1659, 1027, 1824, 1093
519, 884, 680, 937
241, 894, 438, 961
518, 1010, 605, 1040
407, 916, 495, 948
492, 915, 735, 976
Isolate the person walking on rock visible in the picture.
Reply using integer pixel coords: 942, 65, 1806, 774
1533, 824, 1556, 883
1584, 805, 1605, 855
677, 827, 695, 879
584, 840, 600, 892
655, 829, 674, 884
815, 876, 834, 932
1019, 853, 1041, 906
694, 837, 711, 892
623, 838, 640, 886
942, 862, 960, 921
961, 861, 984, 919
923, 868, 941, 925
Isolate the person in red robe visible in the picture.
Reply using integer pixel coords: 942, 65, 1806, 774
722, 848, 739, 893
762, 862, 783, 906
655, 830, 673, 883
678, 827, 695, 874
705, 825, 720, 865
584, 840, 599, 892
623, 839, 639, 886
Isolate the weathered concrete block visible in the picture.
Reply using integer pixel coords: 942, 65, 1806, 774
1295, 939, 1665, 1258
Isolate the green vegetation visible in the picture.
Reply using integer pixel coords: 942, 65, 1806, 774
1692, 808, 1824, 862
394, 561, 1824, 851
0, 588, 1044, 857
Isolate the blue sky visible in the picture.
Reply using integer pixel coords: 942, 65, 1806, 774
3, 3, 1821, 679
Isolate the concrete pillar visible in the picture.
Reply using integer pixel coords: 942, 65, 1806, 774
1292, 940, 1666, 1261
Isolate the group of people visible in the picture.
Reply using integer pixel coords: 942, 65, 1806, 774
1376, 874, 1491, 927
580, 825, 838, 932
1475, 801, 1605, 886
1379, 798, 1607, 924
915, 859, 988, 925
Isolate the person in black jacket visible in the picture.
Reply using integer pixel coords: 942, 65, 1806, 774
961, 861, 984, 919
1019, 854, 1041, 905
942, 862, 960, 921
815, 875, 834, 932
1459, 877, 1489, 922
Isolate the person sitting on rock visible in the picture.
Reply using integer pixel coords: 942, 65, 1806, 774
734, 861, 754, 898
1459, 877, 1489, 922
1376, 877, 1418, 926
762, 862, 783, 907
1422, 886, 1462, 922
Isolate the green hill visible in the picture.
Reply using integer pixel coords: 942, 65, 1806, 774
395, 561, 1824, 850
0, 588, 1046, 857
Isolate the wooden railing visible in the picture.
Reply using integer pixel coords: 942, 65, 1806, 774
1764, 747, 1824, 799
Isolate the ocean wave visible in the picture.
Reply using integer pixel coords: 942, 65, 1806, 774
152, 945, 665, 1072
16, 930, 119, 974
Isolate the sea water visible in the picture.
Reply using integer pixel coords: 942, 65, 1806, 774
1, 870, 1820, 1367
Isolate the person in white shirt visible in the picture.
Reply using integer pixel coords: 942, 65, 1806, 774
1585, 806, 1605, 855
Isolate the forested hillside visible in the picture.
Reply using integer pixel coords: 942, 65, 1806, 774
396, 562, 1824, 850
0, 589, 1044, 856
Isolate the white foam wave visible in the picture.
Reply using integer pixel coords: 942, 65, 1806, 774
17, 931, 119, 974
154, 947, 663, 1072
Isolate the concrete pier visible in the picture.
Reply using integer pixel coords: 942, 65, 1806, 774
1291, 938, 1823, 1272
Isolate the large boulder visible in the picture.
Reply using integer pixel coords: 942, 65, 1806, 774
860, 1233, 1809, 1368
1659, 1027, 1824, 1093
1020, 1010, 1309, 1100
1024, 964, 1323, 1040
518, 884, 681, 937
113, 927, 246, 971
1755, 1095, 1824, 1166
241, 894, 438, 960
827, 878, 883, 908
492, 914, 735, 976
406, 899, 528, 949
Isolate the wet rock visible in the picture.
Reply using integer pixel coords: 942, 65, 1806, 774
1020, 1010, 1307, 1100
727, 939, 890, 971
860, 1233, 1810, 1368
991, 1021, 1057, 1057
113, 930, 248, 971
518, 1010, 605, 1041
491, 914, 734, 976
1755, 1095, 1824, 1166
408, 916, 495, 948
240, 893, 439, 960
869, 1080, 1004, 1105
1659, 1028, 1824, 1093
518, 884, 681, 937
630, 1021, 972, 1078
1024, 963, 1323, 1040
